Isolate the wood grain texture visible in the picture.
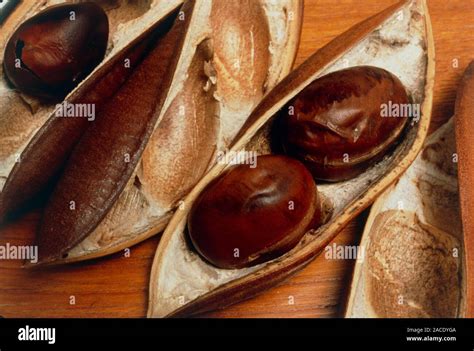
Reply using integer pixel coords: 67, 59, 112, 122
0, 0, 473, 318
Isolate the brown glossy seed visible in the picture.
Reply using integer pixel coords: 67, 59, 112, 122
187, 155, 321, 269
3, 2, 109, 100
279, 66, 410, 182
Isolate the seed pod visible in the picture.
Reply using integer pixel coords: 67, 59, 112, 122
280, 66, 409, 182
3, 3, 109, 100
36, 1, 192, 263
345, 119, 462, 318
148, 0, 434, 318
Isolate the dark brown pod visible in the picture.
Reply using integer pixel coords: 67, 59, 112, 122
280, 66, 409, 182
3, 2, 109, 100
36, 3, 193, 264
187, 155, 321, 269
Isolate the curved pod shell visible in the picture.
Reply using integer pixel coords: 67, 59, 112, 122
148, 0, 435, 317
344, 119, 462, 318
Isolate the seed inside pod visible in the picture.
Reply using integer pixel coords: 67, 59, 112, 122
187, 155, 321, 269
279, 66, 410, 182
3, 2, 109, 101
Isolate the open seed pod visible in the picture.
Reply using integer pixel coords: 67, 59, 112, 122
148, 0, 435, 317
0, 0, 303, 264
344, 118, 464, 317
0, 0, 172, 192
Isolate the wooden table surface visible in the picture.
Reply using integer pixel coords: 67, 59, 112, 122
0, 0, 473, 318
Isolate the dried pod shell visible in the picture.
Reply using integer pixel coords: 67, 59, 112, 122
36, 2, 191, 263
345, 119, 462, 318
148, 0, 434, 317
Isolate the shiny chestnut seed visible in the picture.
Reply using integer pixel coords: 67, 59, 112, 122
3, 2, 109, 101
280, 66, 410, 182
188, 155, 321, 269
